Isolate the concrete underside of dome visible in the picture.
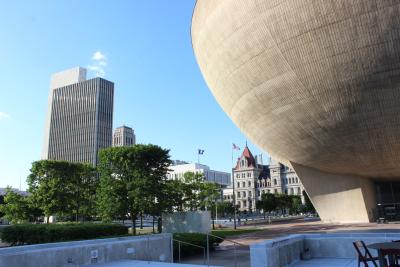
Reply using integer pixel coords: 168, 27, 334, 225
192, 0, 400, 222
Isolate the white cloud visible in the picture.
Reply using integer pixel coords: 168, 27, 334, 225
92, 51, 107, 61
88, 50, 108, 77
0, 112, 10, 120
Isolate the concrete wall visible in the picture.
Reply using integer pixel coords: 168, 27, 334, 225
192, 0, 400, 223
0, 233, 172, 267
250, 233, 400, 267
162, 211, 211, 234
292, 163, 377, 223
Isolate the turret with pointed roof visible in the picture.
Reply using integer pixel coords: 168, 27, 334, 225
235, 144, 256, 169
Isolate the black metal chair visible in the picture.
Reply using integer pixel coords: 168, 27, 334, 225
380, 248, 400, 267
353, 241, 379, 267
391, 240, 400, 265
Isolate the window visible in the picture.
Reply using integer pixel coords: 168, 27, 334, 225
297, 187, 301, 194
236, 174, 240, 178
248, 191, 252, 197
290, 188, 294, 195
257, 190, 260, 196
241, 160, 245, 167
274, 179, 277, 185
248, 181, 251, 187
242, 181, 245, 187
241, 173, 245, 178
237, 182, 240, 188
296, 177, 299, 183
274, 189, 278, 193
237, 202, 241, 208
267, 189, 270, 193
243, 191, 246, 198
243, 200, 247, 207
237, 192, 241, 198
247, 172, 251, 178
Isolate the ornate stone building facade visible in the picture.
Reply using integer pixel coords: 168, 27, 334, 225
224, 146, 303, 212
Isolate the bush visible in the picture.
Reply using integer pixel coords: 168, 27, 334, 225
1, 223, 128, 246
173, 233, 223, 258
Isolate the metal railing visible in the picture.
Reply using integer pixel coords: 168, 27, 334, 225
173, 238, 206, 264
206, 233, 247, 267
172, 233, 248, 267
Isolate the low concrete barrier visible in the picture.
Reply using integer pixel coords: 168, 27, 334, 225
0, 233, 172, 267
250, 233, 400, 267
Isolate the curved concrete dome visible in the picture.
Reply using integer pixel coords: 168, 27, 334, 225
192, 0, 400, 178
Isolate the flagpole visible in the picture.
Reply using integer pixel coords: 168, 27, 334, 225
232, 146, 237, 230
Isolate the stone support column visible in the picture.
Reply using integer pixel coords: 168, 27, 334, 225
291, 163, 376, 223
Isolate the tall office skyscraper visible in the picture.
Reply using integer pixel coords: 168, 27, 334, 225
112, 126, 136, 147
42, 67, 114, 165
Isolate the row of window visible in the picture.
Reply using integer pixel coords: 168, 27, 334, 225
236, 172, 252, 178
237, 199, 252, 208
284, 177, 299, 184
284, 187, 301, 195
223, 187, 301, 200
236, 179, 278, 188
236, 177, 299, 189
237, 191, 252, 198
237, 181, 251, 188
113, 136, 134, 146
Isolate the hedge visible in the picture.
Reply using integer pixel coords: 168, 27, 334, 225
1, 223, 128, 246
173, 233, 223, 258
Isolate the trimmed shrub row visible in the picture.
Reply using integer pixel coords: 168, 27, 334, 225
1, 223, 128, 246
173, 233, 223, 258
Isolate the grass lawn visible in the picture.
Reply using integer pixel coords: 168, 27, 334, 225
211, 228, 261, 238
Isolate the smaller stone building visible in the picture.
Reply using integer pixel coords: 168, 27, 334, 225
223, 146, 304, 212
112, 125, 136, 147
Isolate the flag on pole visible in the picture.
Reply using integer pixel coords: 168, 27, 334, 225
198, 149, 205, 155
232, 143, 240, 150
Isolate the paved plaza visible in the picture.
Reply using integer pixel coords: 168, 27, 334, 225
220, 218, 400, 246
182, 218, 400, 267
287, 258, 357, 267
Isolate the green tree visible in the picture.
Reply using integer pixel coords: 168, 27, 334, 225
150, 179, 186, 233
198, 182, 220, 229
97, 171, 128, 223
0, 187, 29, 224
181, 172, 203, 210
68, 164, 97, 221
288, 195, 302, 215
97, 144, 171, 235
256, 193, 278, 218
275, 193, 292, 214
216, 201, 235, 217
27, 160, 97, 222
302, 190, 316, 213
0, 194, 4, 219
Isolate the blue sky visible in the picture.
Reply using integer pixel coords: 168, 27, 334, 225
0, 1, 270, 189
